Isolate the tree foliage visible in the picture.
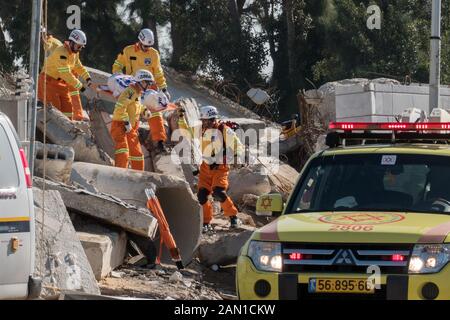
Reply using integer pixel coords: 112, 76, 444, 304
1, 0, 450, 120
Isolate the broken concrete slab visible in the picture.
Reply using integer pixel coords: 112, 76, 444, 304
70, 162, 202, 266
34, 177, 158, 238
198, 228, 254, 267
88, 106, 115, 159
34, 142, 75, 184
152, 153, 186, 180
33, 188, 100, 297
72, 120, 91, 134
228, 165, 271, 204
36, 105, 113, 166
77, 227, 127, 281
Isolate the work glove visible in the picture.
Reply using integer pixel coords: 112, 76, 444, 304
162, 88, 171, 101
80, 86, 86, 93
192, 169, 200, 176
86, 78, 93, 88
124, 121, 132, 133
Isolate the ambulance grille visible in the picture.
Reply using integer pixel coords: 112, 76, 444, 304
282, 243, 414, 274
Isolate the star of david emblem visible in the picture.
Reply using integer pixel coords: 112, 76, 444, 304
260, 197, 273, 210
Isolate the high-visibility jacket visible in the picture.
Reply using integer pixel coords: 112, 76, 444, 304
43, 35, 63, 57
177, 118, 244, 165
112, 43, 167, 89
41, 41, 90, 90
112, 83, 145, 127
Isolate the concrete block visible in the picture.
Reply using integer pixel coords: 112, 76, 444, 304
33, 188, 100, 297
34, 142, 75, 184
36, 105, 113, 165
228, 166, 272, 204
198, 229, 254, 266
77, 228, 127, 281
34, 177, 158, 238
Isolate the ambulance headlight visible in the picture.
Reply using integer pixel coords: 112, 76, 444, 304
409, 244, 450, 274
248, 241, 282, 272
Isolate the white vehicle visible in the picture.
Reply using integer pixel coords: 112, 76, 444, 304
0, 112, 40, 299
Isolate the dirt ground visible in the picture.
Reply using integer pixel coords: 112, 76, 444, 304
98, 208, 265, 300
99, 259, 237, 300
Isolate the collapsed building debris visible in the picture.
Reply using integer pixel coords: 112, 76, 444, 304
34, 142, 75, 184
36, 105, 113, 166
33, 187, 100, 297
70, 162, 202, 266
34, 177, 158, 238
198, 227, 255, 267
76, 225, 128, 281
22, 65, 301, 299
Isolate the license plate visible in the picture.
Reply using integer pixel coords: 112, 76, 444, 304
308, 278, 375, 294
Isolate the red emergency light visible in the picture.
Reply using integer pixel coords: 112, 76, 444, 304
329, 122, 450, 131
289, 253, 303, 261
391, 254, 405, 262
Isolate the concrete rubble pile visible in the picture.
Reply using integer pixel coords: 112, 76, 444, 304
28, 66, 299, 299
34, 188, 101, 297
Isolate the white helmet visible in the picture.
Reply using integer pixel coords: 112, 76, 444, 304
143, 90, 169, 112
134, 69, 155, 83
69, 29, 87, 46
138, 28, 154, 46
199, 106, 219, 120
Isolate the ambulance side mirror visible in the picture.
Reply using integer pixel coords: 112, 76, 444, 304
256, 194, 284, 217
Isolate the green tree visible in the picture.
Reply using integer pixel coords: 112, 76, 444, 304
0, 2, 32, 72
168, 0, 267, 88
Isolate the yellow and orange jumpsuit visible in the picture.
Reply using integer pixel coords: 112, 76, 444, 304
178, 117, 244, 224
110, 83, 145, 171
40, 35, 87, 121
38, 40, 90, 120
112, 43, 167, 144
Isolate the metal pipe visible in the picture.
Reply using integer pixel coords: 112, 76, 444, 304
28, 0, 43, 175
429, 0, 441, 113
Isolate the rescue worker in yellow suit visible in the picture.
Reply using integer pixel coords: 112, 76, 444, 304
40, 31, 88, 121
112, 28, 170, 153
110, 69, 154, 171
178, 106, 244, 233
38, 29, 92, 119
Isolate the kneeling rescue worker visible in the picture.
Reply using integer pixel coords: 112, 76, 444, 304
38, 29, 92, 120
110, 69, 154, 171
178, 106, 244, 233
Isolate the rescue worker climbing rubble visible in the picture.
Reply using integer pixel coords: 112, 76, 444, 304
38, 29, 92, 120
110, 69, 154, 171
177, 106, 245, 233
40, 30, 89, 121
112, 28, 170, 154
